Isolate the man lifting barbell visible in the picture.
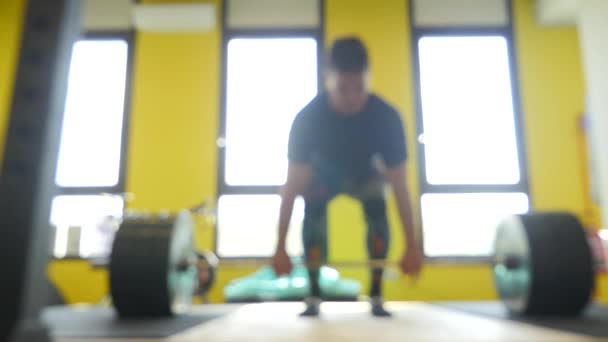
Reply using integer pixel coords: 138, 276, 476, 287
106, 38, 594, 320
271, 37, 424, 317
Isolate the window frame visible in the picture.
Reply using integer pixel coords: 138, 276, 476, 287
51, 30, 135, 260
408, 0, 531, 263
216, 1, 325, 258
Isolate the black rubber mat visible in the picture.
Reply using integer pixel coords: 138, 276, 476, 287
43, 305, 238, 339
438, 301, 608, 338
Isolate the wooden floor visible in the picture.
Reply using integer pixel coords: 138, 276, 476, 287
57, 302, 605, 342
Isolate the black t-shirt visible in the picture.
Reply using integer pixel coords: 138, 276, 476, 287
288, 93, 407, 182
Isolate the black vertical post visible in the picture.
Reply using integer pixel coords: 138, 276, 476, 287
0, 0, 82, 341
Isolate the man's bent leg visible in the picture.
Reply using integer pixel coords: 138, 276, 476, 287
362, 194, 392, 317
301, 196, 330, 317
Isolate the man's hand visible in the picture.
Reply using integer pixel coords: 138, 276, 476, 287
400, 246, 423, 280
272, 248, 293, 276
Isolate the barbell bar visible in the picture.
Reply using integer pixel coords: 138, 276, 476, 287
216, 259, 404, 269
170, 248, 410, 272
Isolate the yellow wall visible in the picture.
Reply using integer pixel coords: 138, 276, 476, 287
8, 0, 590, 304
126, 32, 219, 216
513, 0, 595, 224
48, 260, 109, 304
0, 0, 26, 166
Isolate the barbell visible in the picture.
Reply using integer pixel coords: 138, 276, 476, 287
108, 210, 409, 318
109, 211, 197, 317
493, 212, 595, 316
108, 209, 597, 318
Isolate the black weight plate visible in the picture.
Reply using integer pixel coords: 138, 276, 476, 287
493, 212, 595, 316
109, 211, 197, 317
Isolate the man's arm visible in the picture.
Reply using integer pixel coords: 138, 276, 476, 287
385, 162, 423, 278
276, 162, 313, 251
384, 162, 417, 249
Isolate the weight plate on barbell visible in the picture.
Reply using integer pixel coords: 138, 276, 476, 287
493, 212, 595, 316
109, 211, 197, 317
196, 251, 218, 296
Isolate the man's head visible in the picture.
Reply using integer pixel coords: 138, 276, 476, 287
326, 37, 370, 114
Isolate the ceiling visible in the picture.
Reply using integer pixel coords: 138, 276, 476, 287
535, 0, 579, 26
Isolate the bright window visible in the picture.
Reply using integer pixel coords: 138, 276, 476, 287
421, 193, 529, 257
51, 38, 130, 258
217, 195, 304, 257
51, 195, 123, 258
219, 37, 318, 257
418, 36, 520, 185
55, 40, 128, 187
416, 35, 528, 258
224, 38, 318, 186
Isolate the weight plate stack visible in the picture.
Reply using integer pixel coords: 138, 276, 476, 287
109, 211, 197, 317
493, 212, 595, 316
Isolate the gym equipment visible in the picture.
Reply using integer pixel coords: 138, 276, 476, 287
109, 211, 198, 317
218, 258, 405, 269
107, 209, 598, 317
493, 212, 595, 316
0, 1, 82, 341
224, 262, 361, 302
196, 251, 219, 297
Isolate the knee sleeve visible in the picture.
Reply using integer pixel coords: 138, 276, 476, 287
363, 198, 390, 259
302, 201, 328, 266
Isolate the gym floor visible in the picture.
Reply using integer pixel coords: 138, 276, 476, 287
52, 302, 604, 342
